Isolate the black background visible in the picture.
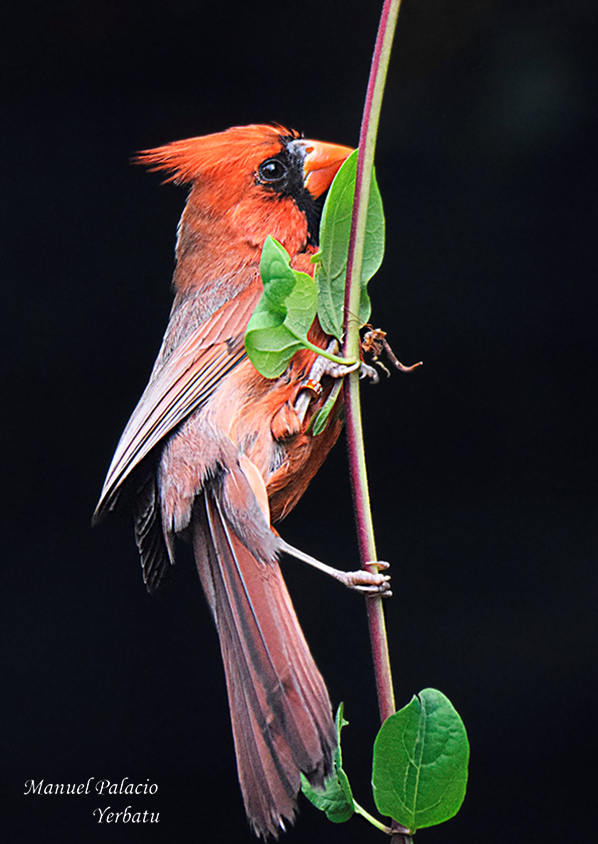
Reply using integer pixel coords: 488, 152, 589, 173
2, 0, 597, 841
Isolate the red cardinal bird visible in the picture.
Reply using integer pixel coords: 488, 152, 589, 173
94, 124, 388, 837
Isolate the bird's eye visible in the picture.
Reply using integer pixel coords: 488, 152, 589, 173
258, 159, 288, 183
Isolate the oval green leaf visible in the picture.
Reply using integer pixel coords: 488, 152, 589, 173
372, 688, 469, 831
315, 150, 385, 340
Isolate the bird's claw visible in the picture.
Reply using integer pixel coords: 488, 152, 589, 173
319, 358, 379, 383
366, 559, 389, 570
321, 358, 360, 379
340, 561, 392, 598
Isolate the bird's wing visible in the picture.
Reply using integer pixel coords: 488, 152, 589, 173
93, 282, 261, 522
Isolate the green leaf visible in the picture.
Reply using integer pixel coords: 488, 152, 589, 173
301, 703, 355, 823
310, 393, 336, 436
245, 236, 318, 378
315, 149, 385, 340
309, 379, 343, 436
372, 688, 469, 831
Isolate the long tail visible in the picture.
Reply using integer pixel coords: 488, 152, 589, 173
192, 484, 336, 838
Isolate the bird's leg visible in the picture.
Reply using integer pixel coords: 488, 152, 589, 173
294, 340, 377, 424
277, 538, 392, 598
293, 350, 332, 424
288, 342, 389, 596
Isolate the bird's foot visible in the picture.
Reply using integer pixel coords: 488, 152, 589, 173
315, 341, 378, 382
294, 341, 378, 421
337, 561, 392, 597
318, 356, 383, 381
318, 357, 360, 378
317, 340, 379, 384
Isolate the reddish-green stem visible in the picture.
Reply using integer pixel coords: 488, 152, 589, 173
343, 0, 402, 723
342, 2, 408, 837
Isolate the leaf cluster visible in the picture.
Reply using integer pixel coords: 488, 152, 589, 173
244, 152, 385, 379
302, 690, 469, 835
244, 237, 318, 379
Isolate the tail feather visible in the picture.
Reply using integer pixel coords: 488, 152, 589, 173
133, 468, 172, 593
192, 488, 335, 837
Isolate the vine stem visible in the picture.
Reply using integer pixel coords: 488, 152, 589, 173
341, 3, 407, 839
343, 0, 403, 723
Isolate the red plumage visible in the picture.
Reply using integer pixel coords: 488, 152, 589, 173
95, 124, 353, 837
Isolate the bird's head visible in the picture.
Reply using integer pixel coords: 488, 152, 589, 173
137, 125, 353, 277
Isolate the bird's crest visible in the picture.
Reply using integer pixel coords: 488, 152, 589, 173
135, 124, 300, 185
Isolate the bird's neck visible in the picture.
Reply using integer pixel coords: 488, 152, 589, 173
172, 186, 313, 295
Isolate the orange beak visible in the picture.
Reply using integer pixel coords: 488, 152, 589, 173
300, 139, 354, 199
